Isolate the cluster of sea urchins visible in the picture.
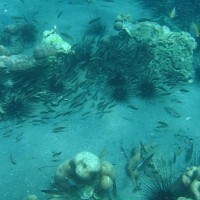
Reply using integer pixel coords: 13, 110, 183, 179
99, 38, 165, 102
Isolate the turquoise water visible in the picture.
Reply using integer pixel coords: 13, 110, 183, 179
0, 1, 200, 200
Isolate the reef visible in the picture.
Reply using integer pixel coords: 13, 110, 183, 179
0, 15, 197, 121
43, 151, 116, 200
115, 19, 197, 82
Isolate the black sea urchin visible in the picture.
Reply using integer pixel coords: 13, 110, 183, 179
20, 22, 37, 44
136, 71, 163, 99
85, 17, 107, 38
143, 173, 181, 200
3, 92, 31, 119
108, 86, 130, 102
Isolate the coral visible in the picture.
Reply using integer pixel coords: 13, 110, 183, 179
101, 161, 116, 180
74, 151, 101, 181
181, 166, 200, 200
113, 13, 133, 32
99, 175, 113, 190
41, 30, 73, 55
34, 44, 57, 60
118, 21, 197, 83
50, 151, 116, 200
0, 55, 36, 71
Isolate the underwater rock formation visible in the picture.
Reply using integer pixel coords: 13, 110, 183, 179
47, 151, 116, 200
117, 21, 197, 82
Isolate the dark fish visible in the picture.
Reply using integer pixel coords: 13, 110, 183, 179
29, 114, 39, 118
15, 132, 24, 142
107, 103, 117, 109
52, 126, 66, 133
11, 16, 24, 20
51, 159, 61, 162
172, 151, 177, 164
52, 152, 62, 157
137, 18, 151, 22
127, 105, 138, 110
54, 113, 63, 119
140, 141, 147, 154
156, 121, 168, 128
20, 0, 25, 3
112, 180, 118, 199
185, 142, 194, 163
171, 98, 182, 103
9, 153, 16, 165
98, 146, 107, 159
81, 111, 91, 116
133, 153, 154, 171
41, 189, 63, 195
104, 0, 114, 2
97, 101, 109, 111
88, 17, 100, 24
164, 106, 181, 118
62, 110, 72, 116
53, 126, 66, 131
38, 165, 57, 171
179, 88, 189, 93
2, 129, 13, 137
41, 116, 51, 120
60, 32, 74, 41
72, 92, 87, 103
57, 11, 63, 18
40, 111, 51, 114
69, 99, 86, 109
120, 141, 129, 161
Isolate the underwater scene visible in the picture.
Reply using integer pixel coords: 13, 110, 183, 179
1, 0, 200, 200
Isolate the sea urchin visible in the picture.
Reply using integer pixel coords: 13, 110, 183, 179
143, 173, 181, 200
